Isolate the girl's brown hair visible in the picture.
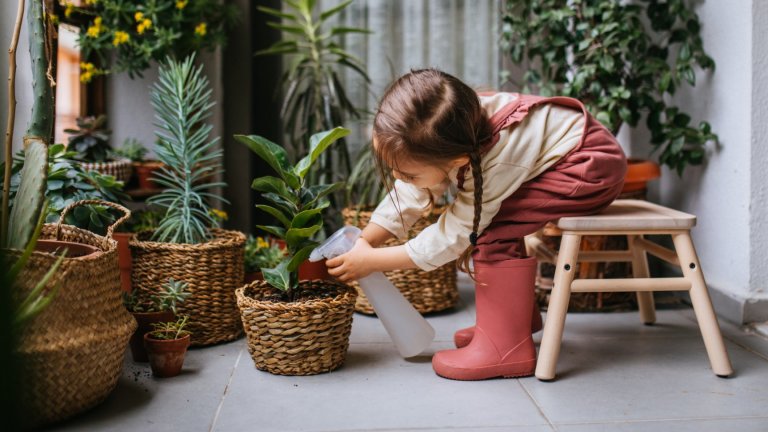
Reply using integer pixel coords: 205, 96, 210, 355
372, 68, 492, 278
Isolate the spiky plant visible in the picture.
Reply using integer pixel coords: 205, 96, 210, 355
147, 54, 226, 244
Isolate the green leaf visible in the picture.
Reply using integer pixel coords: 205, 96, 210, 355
257, 5, 298, 21
320, 0, 354, 21
286, 224, 322, 246
304, 182, 344, 206
293, 127, 350, 179
235, 134, 300, 189
262, 260, 292, 292
254, 205, 291, 228
287, 244, 317, 272
291, 207, 324, 229
251, 176, 294, 201
256, 224, 287, 239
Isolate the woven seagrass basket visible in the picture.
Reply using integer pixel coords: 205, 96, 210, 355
80, 158, 133, 183
236, 280, 357, 376
129, 229, 246, 346
342, 206, 459, 314
10, 200, 136, 428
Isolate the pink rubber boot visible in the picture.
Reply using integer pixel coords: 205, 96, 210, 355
453, 302, 543, 348
432, 257, 538, 380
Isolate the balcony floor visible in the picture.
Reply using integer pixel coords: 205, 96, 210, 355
47, 274, 768, 432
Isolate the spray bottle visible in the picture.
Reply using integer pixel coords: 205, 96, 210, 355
310, 226, 435, 357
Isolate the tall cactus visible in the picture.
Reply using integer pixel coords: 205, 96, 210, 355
5, 0, 52, 249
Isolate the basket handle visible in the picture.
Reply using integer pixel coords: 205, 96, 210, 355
56, 199, 132, 241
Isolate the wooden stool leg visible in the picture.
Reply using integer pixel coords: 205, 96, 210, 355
536, 233, 581, 381
672, 232, 734, 377
629, 234, 656, 325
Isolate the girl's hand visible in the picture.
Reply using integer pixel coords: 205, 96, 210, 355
326, 238, 376, 282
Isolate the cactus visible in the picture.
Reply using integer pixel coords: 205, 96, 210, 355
5, 0, 52, 249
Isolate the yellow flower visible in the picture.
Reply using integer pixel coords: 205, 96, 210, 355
137, 19, 152, 34
64, 2, 74, 19
256, 237, 270, 249
112, 31, 129, 46
134, 12, 144, 22
86, 16, 103, 38
85, 0, 99, 5
210, 208, 228, 221
79, 62, 96, 83
176, 0, 188, 9
195, 22, 207, 37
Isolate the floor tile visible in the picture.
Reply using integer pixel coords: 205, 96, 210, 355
212, 342, 550, 432
557, 417, 768, 432
46, 340, 243, 432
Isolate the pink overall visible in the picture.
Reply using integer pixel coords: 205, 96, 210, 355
464, 94, 628, 262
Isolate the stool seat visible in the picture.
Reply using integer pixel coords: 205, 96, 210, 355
557, 199, 696, 231
528, 199, 733, 381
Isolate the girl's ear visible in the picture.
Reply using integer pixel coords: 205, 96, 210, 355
451, 155, 470, 168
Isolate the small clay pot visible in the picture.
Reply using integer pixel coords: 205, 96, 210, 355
144, 332, 191, 378
299, 259, 331, 280
113, 232, 133, 293
129, 310, 176, 362
133, 160, 165, 190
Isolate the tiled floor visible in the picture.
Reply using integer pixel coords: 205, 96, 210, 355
48, 274, 768, 432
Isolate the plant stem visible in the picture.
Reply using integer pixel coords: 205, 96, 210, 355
2, 0, 25, 248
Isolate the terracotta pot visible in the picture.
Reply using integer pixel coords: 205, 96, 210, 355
144, 332, 191, 378
621, 158, 661, 195
132, 161, 164, 190
113, 232, 133, 292
299, 259, 331, 280
35, 239, 100, 258
244, 271, 263, 283
129, 310, 176, 362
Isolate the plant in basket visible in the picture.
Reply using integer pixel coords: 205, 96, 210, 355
243, 235, 286, 283
233, 128, 358, 376
128, 54, 245, 347
65, 115, 134, 184
143, 315, 192, 378
124, 278, 190, 362
114, 138, 165, 191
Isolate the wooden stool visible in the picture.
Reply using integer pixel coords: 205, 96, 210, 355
526, 199, 733, 381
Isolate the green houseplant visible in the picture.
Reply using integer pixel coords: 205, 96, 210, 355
233, 128, 357, 376
65, 114, 134, 184
243, 235, 286, 283
257, 0, 371, 230
129, 54, 245, 346
114, 138, 165, 190
65, 0, 238, 80
501, 0, 718, 175
124, 278, 190, 362
143, 315, 192, 377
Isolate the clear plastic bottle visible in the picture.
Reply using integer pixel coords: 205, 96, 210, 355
310, 226, 435, 357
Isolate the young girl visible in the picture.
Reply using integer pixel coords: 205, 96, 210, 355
326, 68, 627, 380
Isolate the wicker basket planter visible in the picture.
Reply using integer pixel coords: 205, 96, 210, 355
9, 201, 136, 428
79, 158, 133, 183
236, 280, 357, 376
342, 207, 459, 314
129, 229, 246, 346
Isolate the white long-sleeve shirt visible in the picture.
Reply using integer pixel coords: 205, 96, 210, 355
369, 93, 585, 271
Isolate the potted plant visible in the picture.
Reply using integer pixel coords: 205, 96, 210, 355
501, 0, 719, 179
143, 315, 192, 378
129, 54, 245, 347
243, 235, 285, 283
66, 0, 238, 80
233, 128, 357, 376
257, 0, 370, 231
65, 114, 133, 184
124, 278, 190, 362
114, 138, 165, 191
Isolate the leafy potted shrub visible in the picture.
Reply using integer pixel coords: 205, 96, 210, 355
65, 114, 133, 184
233, 128, 357, 376
243, 235, 285, 283
501, 0, 718, 179
143, 315, 192, 378
114, 138, 165, 191
66, 0, 238, 80
129, 54, 245, 346
257, 0, 370, 231
124, 278, 190, 362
